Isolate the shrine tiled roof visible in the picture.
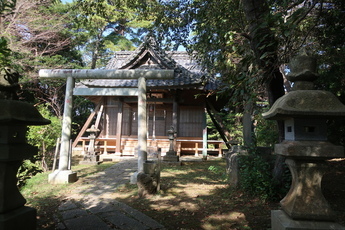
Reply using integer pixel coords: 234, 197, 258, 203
77, 36, 217, 90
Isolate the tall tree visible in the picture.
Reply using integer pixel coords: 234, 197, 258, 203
69, 0, 158, 69
0, 0, 85, 117
153, 0, 336, 143
153, 0, 345, 184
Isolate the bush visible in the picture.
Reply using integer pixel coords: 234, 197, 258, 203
17, 104, 61, 187
17, 158, 43, 188
26, 104, 62, 171
238, 148, 291, 201
254, 112, 279, 148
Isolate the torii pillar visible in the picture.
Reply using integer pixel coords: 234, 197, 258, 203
39, 69, 174, 184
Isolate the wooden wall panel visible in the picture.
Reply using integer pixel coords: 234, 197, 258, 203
179, 106, 203, 137
103, 98, 118, 137
131, 106, 138, 136
122, 104, 131, 135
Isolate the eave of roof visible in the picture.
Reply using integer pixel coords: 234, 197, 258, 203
78, 35, 215, 90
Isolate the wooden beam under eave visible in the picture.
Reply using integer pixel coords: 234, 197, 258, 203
116, 99, 123, 155
123, 97, 174, 103
74, 88, 138, 96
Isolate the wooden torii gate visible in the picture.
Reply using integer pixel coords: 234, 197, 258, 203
39, 69, 174, 184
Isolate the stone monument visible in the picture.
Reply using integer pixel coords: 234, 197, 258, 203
0, 69, 50, 230
263, 54, 345, 229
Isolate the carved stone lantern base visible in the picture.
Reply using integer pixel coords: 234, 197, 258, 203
163, 155, 179, 162
271, 140, 345, 229
163, 150, 179, 162
281, 159, 334, 221
0, 158, 37, 230
275, 140, 343, 221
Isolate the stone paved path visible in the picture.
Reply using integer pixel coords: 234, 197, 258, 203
55, 158, 166, 230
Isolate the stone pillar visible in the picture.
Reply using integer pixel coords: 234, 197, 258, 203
138, 76, 147, 173
59, 76, 74, 170
49, 76, 77, 184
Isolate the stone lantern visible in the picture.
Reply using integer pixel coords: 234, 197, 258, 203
263, 54, 345, 230
163, 126, 179, 162
0, 72, 50, 229
79, 125, 101, 165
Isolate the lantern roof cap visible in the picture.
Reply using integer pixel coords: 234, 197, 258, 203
262, 90, 345, 120
0, 100, 51, 125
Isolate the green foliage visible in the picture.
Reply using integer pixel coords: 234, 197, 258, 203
207, 110, 243, 144
254, 109, 279, 148
238, 148, 290, 201
0, 37, 11, 69
26, 105, 61, 170
0, 0, 16, 15
0, 0, 15, 71
27, 105, 61, 152
69, 0, 157, 68
238, 151, 273, 200
17, 158, 43, 188
208, 165, 228, 182
17, 104, 61, 186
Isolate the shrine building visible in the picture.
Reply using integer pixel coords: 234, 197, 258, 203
72, 36, 224, 160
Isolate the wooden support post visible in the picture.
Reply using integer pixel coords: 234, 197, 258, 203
116, 99, 123, 155
195, 143, 198, 156
82, 140, 86, 155
173, 97, 178, 132
104, 141, 108, 155
173, 96, 178, 152
202, 107, 208, 160
52, 137, 60, 171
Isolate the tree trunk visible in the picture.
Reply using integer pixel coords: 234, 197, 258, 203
242, 0, 285, 141
242, 0, 285, 106
242, 0, 286, 182
243, 101, 254, 147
